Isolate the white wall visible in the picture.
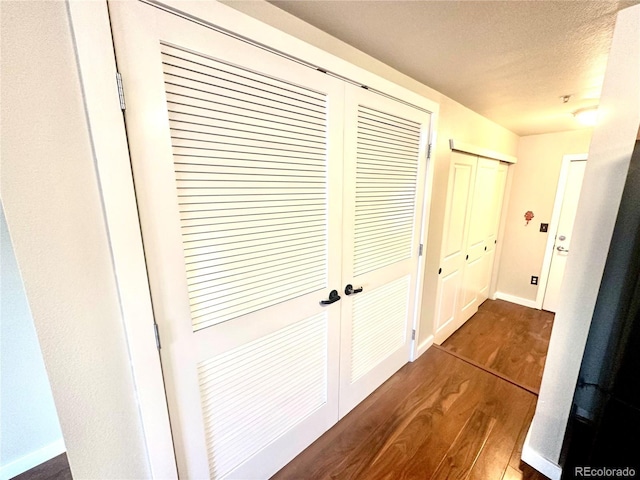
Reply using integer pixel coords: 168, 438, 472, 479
523, 4, 640, 476
497, 129, 593, 304
0, 1, 151, 478
0, 207, 65, 479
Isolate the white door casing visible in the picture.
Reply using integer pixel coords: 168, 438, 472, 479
542, 159, 587, 312
339, 85, 431, 417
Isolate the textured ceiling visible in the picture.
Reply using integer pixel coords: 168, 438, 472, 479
258, 0, 638, 136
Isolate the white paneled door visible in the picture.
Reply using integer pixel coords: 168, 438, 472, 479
459, 158, 497, 323
434, 152, 477, 342
110, 2, 431, 478
339, 86, 430, 417
543, 159, 587, 312
110, 3, 344, 478
435, 154, 509, 344
478, 161, 508, 303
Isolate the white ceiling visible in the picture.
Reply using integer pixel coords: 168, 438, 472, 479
257, 0, 638, 136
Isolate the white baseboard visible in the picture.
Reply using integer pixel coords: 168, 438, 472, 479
521, 429, 562, 480
494, 291, 539, 309
0, 439, 66, 480
411, 334, 433, 361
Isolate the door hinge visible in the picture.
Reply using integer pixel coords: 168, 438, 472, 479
427, 143, 432, 160
419, 243, 424, 256
412, 329, 416, 340
153, 323, 161, 350
116, 72, 126, 111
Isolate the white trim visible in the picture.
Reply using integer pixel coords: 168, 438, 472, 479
522, 429, 562, 480
411, 118, 438, 361
412, 335, 434, 361
67, 2, 178, 478
449, 139, 517, 164
0, 440, 66, 480
535, 154, 588, 309
494, 291, 539, 309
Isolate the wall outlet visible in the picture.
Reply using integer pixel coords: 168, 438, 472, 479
531, 276, 539, 285
540, 223, 549, 232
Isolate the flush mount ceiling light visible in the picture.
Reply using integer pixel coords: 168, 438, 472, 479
573, 106, 599, 126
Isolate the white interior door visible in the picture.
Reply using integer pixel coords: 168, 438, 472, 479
434, 152, 476, 343
109, 3, 345, 478
459, 158, 498, 323
543, 159, 587, 312
339, 85, 430, 417
478, 161, 508, 302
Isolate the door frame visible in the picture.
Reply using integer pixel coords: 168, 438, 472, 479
67, 2, 177, 477
69, 0, 439, 476
535, 153, 588, 309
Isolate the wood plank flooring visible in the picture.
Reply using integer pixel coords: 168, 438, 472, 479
441, 299, 554, 393
273, 300, 553, 480
17, 301, 552, 480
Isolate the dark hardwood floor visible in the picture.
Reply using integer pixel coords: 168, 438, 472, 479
273, 300, 553, 480
441, 299, 554, 394
17, 301, 551, 480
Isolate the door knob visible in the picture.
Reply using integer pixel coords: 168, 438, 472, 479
557, 246, 569, 253
320, 289, 341, 305
345, 284, 363, 295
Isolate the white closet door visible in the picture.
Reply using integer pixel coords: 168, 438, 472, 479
339, 85, 430, 417
109, 3, 344, 478
459, 158, 498, 323
478, 161, 508, 302
434, 152, 476, 343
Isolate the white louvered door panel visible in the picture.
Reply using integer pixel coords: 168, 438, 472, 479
109, 3, 343, 479
339, 85, 431, 417
163, 42, 330, 330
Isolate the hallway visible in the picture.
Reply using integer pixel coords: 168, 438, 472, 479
273, 300, 553, 480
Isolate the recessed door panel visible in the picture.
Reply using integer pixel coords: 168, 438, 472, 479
435, 152, 476, 343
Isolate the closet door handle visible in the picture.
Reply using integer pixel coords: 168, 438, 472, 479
320, 289, 341, 305
345, 284, 364, 295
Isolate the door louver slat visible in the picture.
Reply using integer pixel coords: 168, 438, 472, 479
198, 313, 328, 479
353, 107, 421, 276
161, 43, 329, 331
350, 276, 410, 382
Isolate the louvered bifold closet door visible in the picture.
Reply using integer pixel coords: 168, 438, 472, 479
339, 85, 431, 417
109, 3, 344, 479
